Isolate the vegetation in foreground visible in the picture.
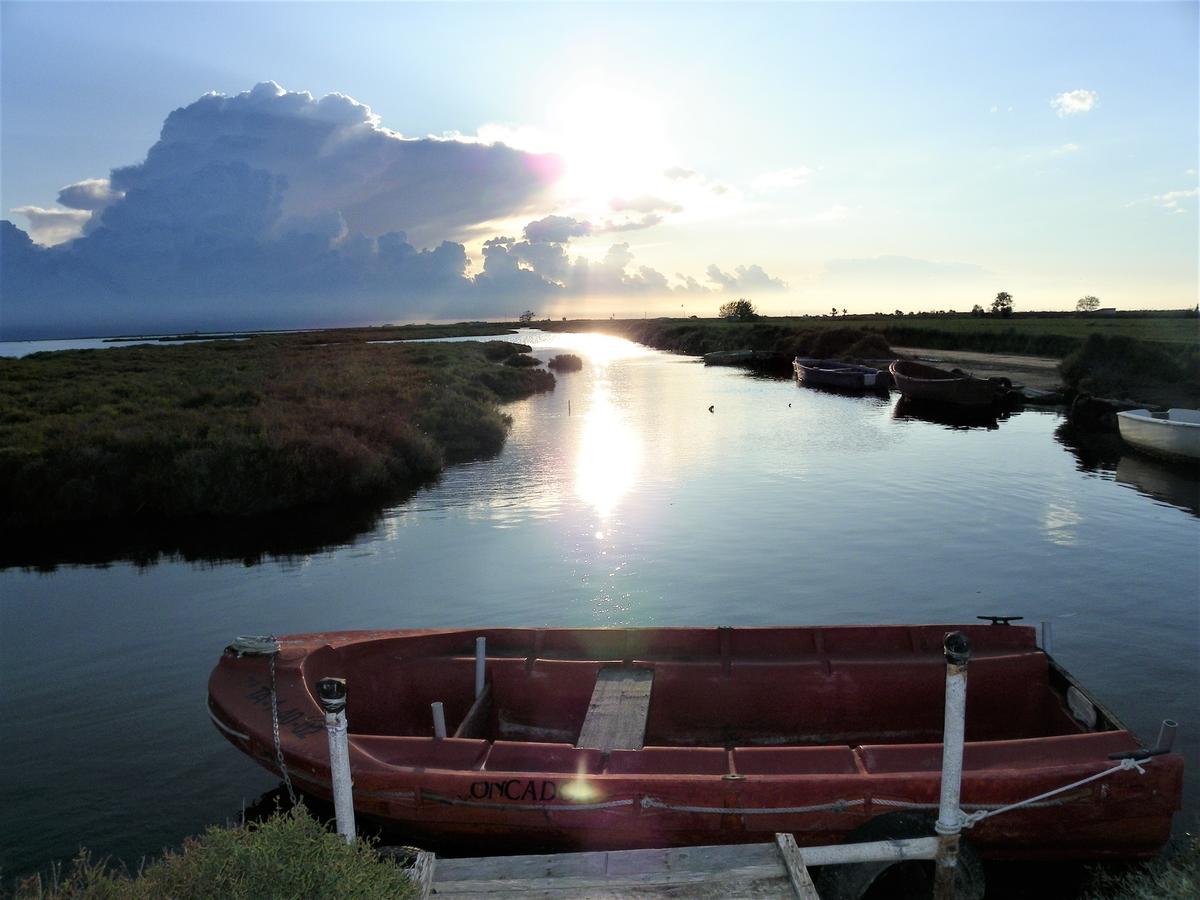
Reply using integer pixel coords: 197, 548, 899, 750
1085, 833, 1199, 899
0, 333, 553, 532
10, 806, 417, 899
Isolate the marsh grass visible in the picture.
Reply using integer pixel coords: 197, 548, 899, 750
9, 806, 417, 900
0, 334, 553, 531
1084, 834, 1199, 899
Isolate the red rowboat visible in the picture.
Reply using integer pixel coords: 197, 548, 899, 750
207, 625, 1181, 859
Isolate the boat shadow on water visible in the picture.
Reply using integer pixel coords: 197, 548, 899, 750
891, 396, 1018, 431
1055, 422, 1200, 518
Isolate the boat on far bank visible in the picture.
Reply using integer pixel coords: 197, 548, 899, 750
1116, 408, 1200, 462
889, 360, 1009, 408
793, 358, 885, 392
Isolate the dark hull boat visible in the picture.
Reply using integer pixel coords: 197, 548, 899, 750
208, 625, 1182, 859
890, 360, 1008, 408
793, 358, 884, 392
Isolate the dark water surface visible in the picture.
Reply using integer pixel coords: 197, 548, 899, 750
2, 331, 1197, 878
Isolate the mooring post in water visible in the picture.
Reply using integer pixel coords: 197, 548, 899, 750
475, 637, 486, 699
1156, 719, 1178, 753
316, 676, 356, 844
934, 631, 971, 900
431, 701, 447, 739
1040, 620, 1054, 655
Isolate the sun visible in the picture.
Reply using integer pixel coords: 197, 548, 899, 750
547, 80, 673, 216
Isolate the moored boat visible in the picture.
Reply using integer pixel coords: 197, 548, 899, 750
793, 358, 884, 392
208, 624, 1182, 859
1116, 408, 1200, 462
889, 360, 1008, 408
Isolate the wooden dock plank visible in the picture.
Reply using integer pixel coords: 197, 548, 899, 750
575, 666, 654, 751
432, 843, 792, 898
775, 833, 820, 899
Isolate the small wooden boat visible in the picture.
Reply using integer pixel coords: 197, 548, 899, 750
793, 358, 883, 391
889, 360, 1008, 408
208, 625, 1182, 859
1116, 408, 1200, 462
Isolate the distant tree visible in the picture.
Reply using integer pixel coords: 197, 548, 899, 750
971, 304, 984, 317
831, 307, 839, 317
894, 309, 904, 317
1076, 295, 1101, 313
991, 292, 1014, 317
842, 308, 848, 317
718, 298, 758, 321
519, 310, 535, 323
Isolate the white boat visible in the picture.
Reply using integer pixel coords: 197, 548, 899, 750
1115, 408, 1200, 461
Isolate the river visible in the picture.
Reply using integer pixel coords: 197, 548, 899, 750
1, 330, 1197, 879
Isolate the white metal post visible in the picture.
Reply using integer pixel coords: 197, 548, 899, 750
1040, 620, 1054, 655
432, 701, 447, 739
316, 677, 356, 844
934, 632, 971, 900
475, 636, 486, 699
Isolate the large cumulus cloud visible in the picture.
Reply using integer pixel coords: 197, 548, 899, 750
2, 83, 784, 339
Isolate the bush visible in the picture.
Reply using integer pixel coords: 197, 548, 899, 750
481, 341, 532, 361
12, 806, 417, 899
502, 353, 541, 368
1060, 334, 1198, 398
547, 354, 583, 372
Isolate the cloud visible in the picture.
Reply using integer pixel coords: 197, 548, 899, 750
663, 166, 697, 180
705, 264, 786, 291
1051, 143, 1080, 156
8, 206, 91, 245
1149, 188, 1198, 213
752, 167, 812, 191
523, 214, 592, 243
1050, 89, 1098, 117
57, 178, 124, 211
1, 82, 784, 338
609, 195, 683, 215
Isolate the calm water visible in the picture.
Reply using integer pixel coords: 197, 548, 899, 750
2, 331, 1197, 878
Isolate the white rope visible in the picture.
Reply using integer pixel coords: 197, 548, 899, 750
959, 757, 1148, 828
227, 635, 280, 656
641, 797, 864, 815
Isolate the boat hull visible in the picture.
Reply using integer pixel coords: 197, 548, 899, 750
890, 360, 1004, 408
1117, 409, 1200, 462
208, 625, 1182, 860
793, 359, 882, 391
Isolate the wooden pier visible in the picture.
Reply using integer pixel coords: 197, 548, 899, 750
405, 833, 819, 898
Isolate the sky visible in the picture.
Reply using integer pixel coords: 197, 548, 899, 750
1, 1, 1197, 338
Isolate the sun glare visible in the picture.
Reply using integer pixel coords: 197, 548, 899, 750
549, 81, 672, 214
575, 370, 641, 519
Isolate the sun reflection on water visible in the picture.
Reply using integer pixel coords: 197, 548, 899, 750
575, 371, 641, 519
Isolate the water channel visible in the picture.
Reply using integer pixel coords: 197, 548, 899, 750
2, 330, 1197, 879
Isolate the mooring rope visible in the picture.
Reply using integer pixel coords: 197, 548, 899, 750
423, 793, 635, 812
641, 797, 865, 815
958, 757, 1149, 828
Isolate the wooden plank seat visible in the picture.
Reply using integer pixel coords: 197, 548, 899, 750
575, 666, 654, 751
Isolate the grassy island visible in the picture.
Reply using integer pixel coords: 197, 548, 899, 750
0, 328, 552, 538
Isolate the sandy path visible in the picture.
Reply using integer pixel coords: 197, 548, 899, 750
892, 346, 1062, 391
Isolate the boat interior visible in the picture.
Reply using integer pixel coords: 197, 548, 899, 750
299, 626, 1127, 774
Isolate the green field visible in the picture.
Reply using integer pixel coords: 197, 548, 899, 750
773, 312, 1199, 347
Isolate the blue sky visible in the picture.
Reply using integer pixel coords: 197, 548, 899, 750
1, 2, 1196, 334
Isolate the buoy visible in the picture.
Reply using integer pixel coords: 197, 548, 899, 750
708, 405, 714, 413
